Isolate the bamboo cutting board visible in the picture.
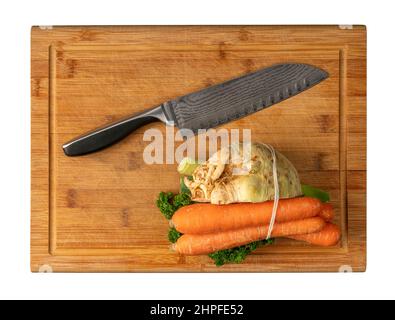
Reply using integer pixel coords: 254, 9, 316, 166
31, 26, 366, 272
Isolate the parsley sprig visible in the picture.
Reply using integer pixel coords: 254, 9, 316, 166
208, 239, 275, 266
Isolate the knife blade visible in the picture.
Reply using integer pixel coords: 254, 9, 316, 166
63, 63, 328, 156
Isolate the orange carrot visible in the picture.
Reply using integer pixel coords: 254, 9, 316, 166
318, 203, 335, 222
172, 197, 323, 234
287, 223, 341, 246
174, 217, 326, 255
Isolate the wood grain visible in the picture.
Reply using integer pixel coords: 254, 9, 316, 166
31, 25, 366, 272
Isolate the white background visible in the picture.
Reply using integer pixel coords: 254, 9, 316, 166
0, 0, 392, 300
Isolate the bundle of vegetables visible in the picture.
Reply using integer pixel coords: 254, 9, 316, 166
172, 198, 340, 255
157, 142, 341, 266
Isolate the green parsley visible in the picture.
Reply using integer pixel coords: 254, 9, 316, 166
168, 227, 182, 243
156, 192, 193, 220
301, 184, 330, 203
208, 239, 275, 267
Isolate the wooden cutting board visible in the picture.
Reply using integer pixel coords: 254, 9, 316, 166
31, 26, 366, 272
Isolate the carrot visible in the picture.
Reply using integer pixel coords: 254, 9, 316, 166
171, 197, 323, 234
174, 217, 326, 255
287, 223, 341, 246
318, 203, 335, 222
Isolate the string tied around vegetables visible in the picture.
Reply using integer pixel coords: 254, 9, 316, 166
261, 144, 279, 240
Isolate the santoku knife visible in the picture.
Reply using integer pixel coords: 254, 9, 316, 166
63, 63, 328, 156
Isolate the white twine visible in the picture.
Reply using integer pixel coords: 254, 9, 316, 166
262, 144, 279, 240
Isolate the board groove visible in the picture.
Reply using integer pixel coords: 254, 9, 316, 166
49, 45, 57, 255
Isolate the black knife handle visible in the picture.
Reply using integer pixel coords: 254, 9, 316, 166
62, 105, 169, 156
